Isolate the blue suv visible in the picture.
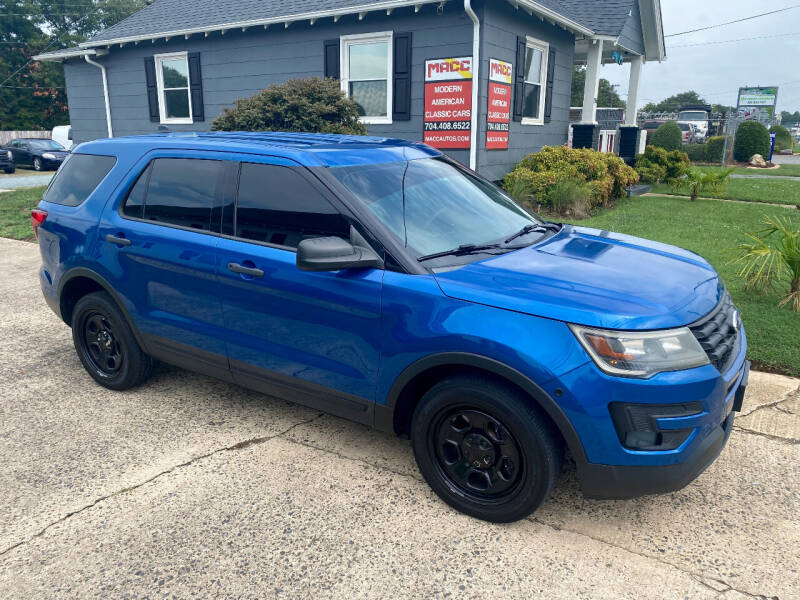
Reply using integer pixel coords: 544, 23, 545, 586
35, 132, 748, 522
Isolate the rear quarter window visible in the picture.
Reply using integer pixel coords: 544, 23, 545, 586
42, 153, 117, 207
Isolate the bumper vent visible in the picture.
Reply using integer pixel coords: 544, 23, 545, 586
689, 290, 740, 373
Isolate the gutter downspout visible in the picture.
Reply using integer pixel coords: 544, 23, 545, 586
84, 54, 113, 138
464, 0, 479, 171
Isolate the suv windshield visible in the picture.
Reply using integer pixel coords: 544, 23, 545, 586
328, 157, 541, 264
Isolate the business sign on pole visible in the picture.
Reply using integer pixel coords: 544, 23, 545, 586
486, 58, 512, 150
737, 86, 778, 123
423, 57, 473, 149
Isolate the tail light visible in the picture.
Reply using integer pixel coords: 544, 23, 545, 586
31, 209, 48, 239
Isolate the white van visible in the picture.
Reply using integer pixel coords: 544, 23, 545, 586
51, 125, 73, 150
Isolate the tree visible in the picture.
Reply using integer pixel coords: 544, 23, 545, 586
780, 110, 800, 126
0, 0, 145, 130
641, 91, 707, 114
570, 66, 626, 108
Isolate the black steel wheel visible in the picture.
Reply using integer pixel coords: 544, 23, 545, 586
72, 291, 154, 390
411, 375, 562, 522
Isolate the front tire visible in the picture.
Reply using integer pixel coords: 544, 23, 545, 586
33, 157, 42, 171
4, 166, 14, 174
411, 375, 562, 523
71, 291, 154, 390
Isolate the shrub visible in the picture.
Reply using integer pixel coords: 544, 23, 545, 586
503, 145, 638, 210
705, 136, 725, 163
648, 121, 682, 151
734, 120, 770, 162
211, 77, 367, 135
546, 179, 591, 217
770, 125, 793, 152
635, 146, 690, 184
682, 143, 707, 163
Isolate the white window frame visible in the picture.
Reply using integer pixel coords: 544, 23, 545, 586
521, 36, 549, 126
154, 51, 193, 125
340, 31, 393, 125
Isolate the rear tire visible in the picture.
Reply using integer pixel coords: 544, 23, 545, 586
411, 375, 562, 523
71, 291, 153, 390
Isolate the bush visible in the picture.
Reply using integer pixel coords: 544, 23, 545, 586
547, 179, 591, 217
705, 136, 725, 163
502, 145, 638, 211
648, 121, 682, 151
211, 77, 367, 135
682, 143, 707, 163
635, 146, 690, 184
734, 120, 770, 162
770, 125, 793, 152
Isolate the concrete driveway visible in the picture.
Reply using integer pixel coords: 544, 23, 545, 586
0, 237, 797, 599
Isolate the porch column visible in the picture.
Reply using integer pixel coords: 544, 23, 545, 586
625, 55, 643, 125
573, 39, 603, 149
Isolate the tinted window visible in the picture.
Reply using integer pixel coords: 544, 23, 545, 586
235, 163, 349, 248
42, 153, 117, 207
121, 163, 151, 219
30, 140, 66, 150
142, 158, 222, 231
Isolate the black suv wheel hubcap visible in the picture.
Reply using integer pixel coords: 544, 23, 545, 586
82, 312, 123, 376
432, 409, 524, 500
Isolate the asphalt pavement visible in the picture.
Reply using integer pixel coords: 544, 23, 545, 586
0, 237, 797, 599
0, 171, 53, 190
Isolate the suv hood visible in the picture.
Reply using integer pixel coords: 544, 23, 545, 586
433, 226, 721, 330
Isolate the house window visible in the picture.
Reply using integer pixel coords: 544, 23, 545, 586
155, 52, 192, 124
522, 37, 548, 125
340, 32, 393, 124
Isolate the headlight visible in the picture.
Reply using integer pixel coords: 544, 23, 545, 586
569, 324, 709, 378
5, 150, 11, 160
42, 153, 55, 159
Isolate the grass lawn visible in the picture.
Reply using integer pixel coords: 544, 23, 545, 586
570, 195, 800, 377
692, 164, 800, 178
0, 186, 45, 240
651, 176, 800, 206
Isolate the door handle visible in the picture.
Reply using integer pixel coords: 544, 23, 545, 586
227, 262, 264, 278
105, 234, 131, 247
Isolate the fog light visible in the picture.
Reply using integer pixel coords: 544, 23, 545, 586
610, 402, 701, 451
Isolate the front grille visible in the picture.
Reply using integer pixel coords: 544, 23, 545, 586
688, 290, 740, 373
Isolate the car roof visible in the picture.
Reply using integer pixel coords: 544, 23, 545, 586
72, 132, 442, 168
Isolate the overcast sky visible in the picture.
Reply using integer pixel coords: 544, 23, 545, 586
600, 0, 800, 113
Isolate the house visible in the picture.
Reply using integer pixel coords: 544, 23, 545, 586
35, 0, 665, 180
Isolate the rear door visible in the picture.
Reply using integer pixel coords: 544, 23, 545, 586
97, 152, 233, 380
215, 159, 384, 423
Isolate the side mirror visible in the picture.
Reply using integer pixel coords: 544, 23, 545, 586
296, 236, 382, 272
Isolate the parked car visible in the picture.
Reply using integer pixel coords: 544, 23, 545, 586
52, 125, 73, 150
641, 120, 664, 142
4, 138, 69, 171
677, 122, 696, 144
33, 133, 749, 523
0, 148, 14, 174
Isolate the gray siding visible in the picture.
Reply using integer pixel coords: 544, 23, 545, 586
62, 0, 575, 178
477, 1, 575, 181
618, 1, 644, 55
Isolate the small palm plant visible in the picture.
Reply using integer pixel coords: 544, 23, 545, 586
733, 215, 800, 311
673, 167, 735, 201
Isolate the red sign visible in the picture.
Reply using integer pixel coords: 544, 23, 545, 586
486, 59, 512, 150
423, 57, 473, 149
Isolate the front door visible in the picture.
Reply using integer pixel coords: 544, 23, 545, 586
215, 160, 383, 424
98, 154, 231, 380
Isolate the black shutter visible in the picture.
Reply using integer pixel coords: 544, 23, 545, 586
392, 32, 412, 121
188, 52, 204, 121
544, 47, 556, 123
513, 36, 526, 122
144, 57, 159, 122
324, 39, 340, 79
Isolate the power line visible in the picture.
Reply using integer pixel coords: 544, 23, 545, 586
665, 5, 800, 38
669, 32, 798, 49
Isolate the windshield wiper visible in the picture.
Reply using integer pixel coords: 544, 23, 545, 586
417, 243, 504, 262
504, 221, 562, 244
